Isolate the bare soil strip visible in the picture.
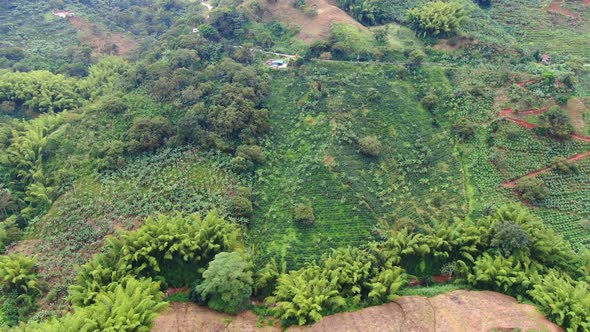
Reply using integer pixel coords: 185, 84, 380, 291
152, 290, 560, 332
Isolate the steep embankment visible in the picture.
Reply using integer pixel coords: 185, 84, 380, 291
151, 290, 561, 332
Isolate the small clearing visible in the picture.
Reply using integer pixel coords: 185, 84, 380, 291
67, 16, 139, 57
151, 290, 560, 332
566, 97, 588, 132
248, 0, 366, 43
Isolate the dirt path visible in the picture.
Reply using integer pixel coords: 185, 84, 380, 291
152, 290, 561, 332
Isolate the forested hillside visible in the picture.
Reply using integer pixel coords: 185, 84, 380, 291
1, 0, 589, 331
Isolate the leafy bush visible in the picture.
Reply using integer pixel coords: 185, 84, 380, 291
550, 157, 578, 174
69, 211, 242, 306
294, 204, 315, 225
515, 177, 548, 202
13, 277, 167, 332
128, 117, 174, 152
528, 271, 590, 332
491, 220, 532, 257
452, 119, 476, 141
537, 107, 574, 139
230, 196, 253, 218
0, 254, 41, 325
406, 1, 467, 37
266, 265, 345, 325
195, 252, 253, 314
358, 136, 382, 157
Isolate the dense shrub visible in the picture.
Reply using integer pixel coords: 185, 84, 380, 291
515, 177, 548, 202
528, 271, 590, 332
195, 252, 253, 314
358, 136, 383, 157
421, 93, 439, 111
13, 277, 167, 332
128, 117, 174, 152
491, 220, 532, 257
406, 1, 467, 37
230, 195, 253, 218
452, 119, 476, 141
69, 211, 242, 306
236, 145, 265, 164
0, 254, 41, 324
550, 157, 578, 174
294, 204, 315, 224
536, 106, 574, 139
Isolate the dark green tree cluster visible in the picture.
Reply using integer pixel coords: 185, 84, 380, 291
536, 106, 574, 140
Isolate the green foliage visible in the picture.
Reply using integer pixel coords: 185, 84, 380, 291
549, 157, 578, 174
0, 254, 40, 325
128, 117, 174, 152
406, 1, 467, 37
69, 211, 242, 306
515, 177, 548, 202
266, 265, 345, 325
452, 118, 476, 141
267, 247, 406, 325
467, 253, 540, 295
80, 57, 130, 100
358, 136, 382, 157
491, 220, 532, 257
528, 271, 590, 332
13, 277, 167, 332
0, 254, 39, 297
230, 196, 253, 218
294, 204, 315, 225
0, 113, 65, 221
537, 107, 574, 140
0, 71, 81, 114
195, 252, 253, 314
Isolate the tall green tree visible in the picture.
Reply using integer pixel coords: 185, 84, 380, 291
195, 252, 253, 314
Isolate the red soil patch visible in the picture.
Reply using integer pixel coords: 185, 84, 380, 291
67, 17, 138, 57
153, 291, 561, 332
246, 0, 366, 44
548, 0, 581, 19
516, 79, 539, 88
585, 0, 590, 7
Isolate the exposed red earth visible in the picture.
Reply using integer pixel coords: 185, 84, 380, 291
548, 0, 581, 19
152, 290, 561, 332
